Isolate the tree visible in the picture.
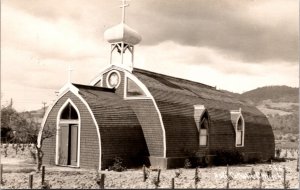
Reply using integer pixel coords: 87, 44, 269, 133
1, 105, 20, 142
17, 112, 55, 171
35, 124, 55, 171
1, 103, 55, 172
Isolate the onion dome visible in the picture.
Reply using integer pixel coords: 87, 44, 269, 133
104, 23, 142, 45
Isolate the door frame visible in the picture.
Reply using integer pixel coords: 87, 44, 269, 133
55, 99, 81, 167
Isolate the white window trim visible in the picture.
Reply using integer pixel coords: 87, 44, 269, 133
230, 109, 245, 147
106, 70, 121, 89
123, 73, 151, 100
194, 105, 206, 132
199, 117, 209, 147
89, 65, 131, 86
235, 115, 245, 147
55, 99, 81, 167
194, 105, 209, 147
38, 83, 103, 170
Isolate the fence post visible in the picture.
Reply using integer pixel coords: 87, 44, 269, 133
297, 156, 299, 172
259, 169, 263, 189
171, 178, 174, 189
157, 169, 161, 182
0, 164, 3, 184
41, 166, 45, 185
226, 164, 229, 189
143, 165, 146, 182
100, 173, 105, 189
29, 174, 33, 189
283, 166, 286, 189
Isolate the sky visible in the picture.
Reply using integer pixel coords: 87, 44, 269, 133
1, 0, 299, 111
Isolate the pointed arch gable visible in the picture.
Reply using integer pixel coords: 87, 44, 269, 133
37, 83, 103, 169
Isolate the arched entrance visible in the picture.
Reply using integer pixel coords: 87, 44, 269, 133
56, 100, 80, 167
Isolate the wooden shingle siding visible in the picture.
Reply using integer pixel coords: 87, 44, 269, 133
74, 85, 149, 169
42, 91, 99, 169
125, 99, 164, 157
101, 69, 165, 157
133, 68, 275, 161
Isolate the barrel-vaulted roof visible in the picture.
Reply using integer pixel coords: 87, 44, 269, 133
132, 68, 270, 126
73, 83, 141, 127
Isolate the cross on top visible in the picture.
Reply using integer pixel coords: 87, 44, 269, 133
120, 0, 129, 23
67, 65, 74, 83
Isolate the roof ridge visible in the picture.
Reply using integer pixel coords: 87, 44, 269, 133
133, 68, 216, 90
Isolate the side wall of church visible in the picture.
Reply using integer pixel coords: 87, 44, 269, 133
41, 91, 100, 169
208, 110, 275, 161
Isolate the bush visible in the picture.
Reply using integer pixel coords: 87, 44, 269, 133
108, 157, 127, 172
212, 150, 244, 166
272, 157, 286, 162
184, 159, 192, 169
276, 149, 282, 157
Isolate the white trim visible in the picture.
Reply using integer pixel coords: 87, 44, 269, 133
235, 115, 245, 147
89, 65, 132, 86
123, 72, 152, 100
94, 77, 103, 87
106, 70, 121, 88
152, 98, 167, 158
59, 119, 79, 124
76, 90, 103, 170
123, 71, 166, 157
37, 83, 79, 148
89, 65, 166, 158
55, 99, 81, 167
230, 109, 245, 147
193, 105, 206, 132
37, 83, 103, 170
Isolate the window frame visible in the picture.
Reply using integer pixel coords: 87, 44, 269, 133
230, 109, 245, 147
235, 116, 244, 147
199, 115, 209, 147
123, 74, 151, 100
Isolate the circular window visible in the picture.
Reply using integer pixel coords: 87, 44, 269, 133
106, 70, 121, 88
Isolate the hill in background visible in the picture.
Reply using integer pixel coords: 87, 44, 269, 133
240, 85, 298, 104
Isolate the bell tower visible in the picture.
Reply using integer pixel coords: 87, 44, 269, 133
104, 0, 142, 72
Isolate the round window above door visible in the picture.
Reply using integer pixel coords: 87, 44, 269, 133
106, 70, 121, 88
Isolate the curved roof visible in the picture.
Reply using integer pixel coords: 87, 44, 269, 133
104, 23, 142, 45
73, 84, 141, 127
132, 68, 270, 125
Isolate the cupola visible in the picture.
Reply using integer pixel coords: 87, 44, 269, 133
104, 0, 141, 72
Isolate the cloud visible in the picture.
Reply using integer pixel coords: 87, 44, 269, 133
130, 0, 299, 63
1, 0, 298, 111
135, 41, 298, 93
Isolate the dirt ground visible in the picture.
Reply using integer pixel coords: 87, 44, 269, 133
0, 144, 299, 189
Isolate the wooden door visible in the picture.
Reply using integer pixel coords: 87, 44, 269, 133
70, 125, 78, 166
59, 125, 69, 165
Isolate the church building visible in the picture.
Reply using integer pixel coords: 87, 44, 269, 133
37, 2, 275, 170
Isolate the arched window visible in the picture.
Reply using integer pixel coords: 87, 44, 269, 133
236, 117, 244, 146
126, 77, 146, 97
199, 112, 209, 146
230, 108, 245, 147
60, 103, 78, 120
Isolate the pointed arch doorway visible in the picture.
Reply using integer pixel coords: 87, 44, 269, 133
56, 100, 80, 167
